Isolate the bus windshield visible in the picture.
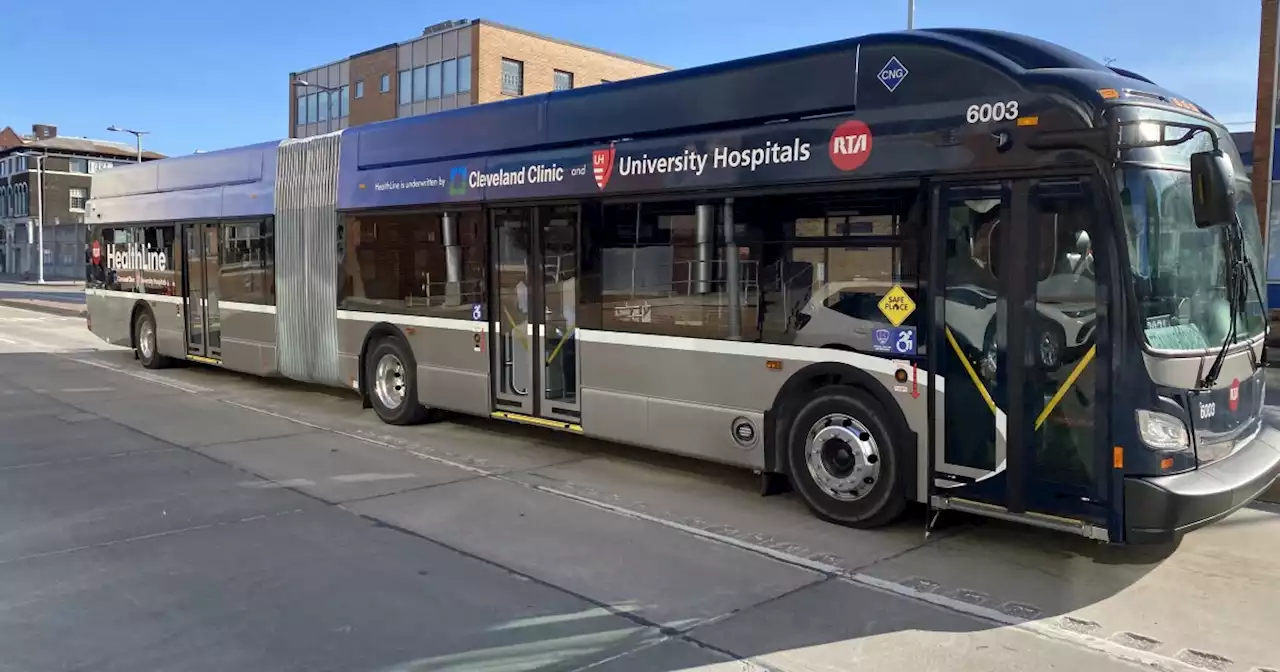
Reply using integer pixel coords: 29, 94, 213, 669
1116, 111, 1266, 352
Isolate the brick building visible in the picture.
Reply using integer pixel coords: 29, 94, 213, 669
289, 18, 668, 139
0, 124, 164, 279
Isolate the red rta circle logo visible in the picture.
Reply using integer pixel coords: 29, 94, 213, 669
829, 120, 873, 171
91, 240, 101, 263
1228, 378, 1240, 412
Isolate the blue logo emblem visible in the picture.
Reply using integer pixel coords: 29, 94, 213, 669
449, 166, 468, 196
877, 56, 909, 92
873, 328, 892, 353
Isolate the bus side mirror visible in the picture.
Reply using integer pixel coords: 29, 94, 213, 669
1190, 149, 1236, 228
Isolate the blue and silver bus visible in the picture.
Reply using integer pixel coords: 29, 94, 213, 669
84, 28, 1280, 544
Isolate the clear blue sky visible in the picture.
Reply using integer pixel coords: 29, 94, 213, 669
0, 0, 1262, 157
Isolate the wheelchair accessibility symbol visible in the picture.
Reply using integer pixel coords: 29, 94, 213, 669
873, 326, 916, 355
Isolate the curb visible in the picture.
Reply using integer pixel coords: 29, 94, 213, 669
0, 299, 86, 319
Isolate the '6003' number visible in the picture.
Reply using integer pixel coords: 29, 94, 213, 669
966, 101, 1019, 124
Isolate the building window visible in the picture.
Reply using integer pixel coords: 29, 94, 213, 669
329, 89, 341, 120
427, 63, 442, 99
501, 58, 523, 95
68, 158, 88, 173
297, 95, 307, 124
380, 73, 391, 93
442, 58, 458, 96
412, 67, 426, 102
15, 156, 26, 172
458, 55, 472, 93
69, 188, 87, 211
398, 70, 412, 105
15, 184, 26, 216
554, 70, 574, 91
220, 217, 276, 305
339, 210, 486, 319
355, 80, 364, 99
317, 90, 330, 122
307, 94, 319, 123
340, 85, 350, 117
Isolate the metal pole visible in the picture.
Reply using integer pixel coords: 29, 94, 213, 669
907, 0, 915, 29
135, 134, 142, 162
36, 156, 44, 284
722, 198, 741, 340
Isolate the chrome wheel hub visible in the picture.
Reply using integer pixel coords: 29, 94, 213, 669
374, 353, 406, 410
139, 321, 155, 359
804, 413, 881, 502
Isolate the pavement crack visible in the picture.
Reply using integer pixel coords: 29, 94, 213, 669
0, 508, 306, 566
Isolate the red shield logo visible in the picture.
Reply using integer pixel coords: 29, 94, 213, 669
592, 147, 615, 190
1228, 378, 1240, 412
91, 240, 101, 263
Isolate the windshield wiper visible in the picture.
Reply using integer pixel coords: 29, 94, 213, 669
1201, 221, 1248, 388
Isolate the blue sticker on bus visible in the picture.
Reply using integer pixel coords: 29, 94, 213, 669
872, 328, 893, 353
890, 326, 916, 355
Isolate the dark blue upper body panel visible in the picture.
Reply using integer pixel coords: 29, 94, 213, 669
87, 141, 279, 225
342, 28, 1209, 172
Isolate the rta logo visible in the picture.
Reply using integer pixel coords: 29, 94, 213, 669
829, 120, 873, 171
1228, 378, 1240, 412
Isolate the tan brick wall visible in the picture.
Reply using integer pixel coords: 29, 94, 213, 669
1255, 0, 1278, 237
349, 46, 399, 128
474, 22, 667, 104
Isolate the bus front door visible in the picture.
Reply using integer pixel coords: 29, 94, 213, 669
182, 221, 221, 363
931, 178, 1108, 538
488, 205, 582, 430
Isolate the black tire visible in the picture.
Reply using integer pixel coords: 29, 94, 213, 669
134, 309, 171, 370
786, 385, 906, 528
365, 337, 428, 426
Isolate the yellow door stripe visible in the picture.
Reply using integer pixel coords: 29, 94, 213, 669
1034, 345, 1096, 431
546, 325, 576, 365
491, 411, 582, 433
944, 327, 996, 413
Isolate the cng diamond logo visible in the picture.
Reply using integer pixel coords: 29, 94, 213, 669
592, 147, 615, 190
877, 56, 909, 92
829, 120, 873, 171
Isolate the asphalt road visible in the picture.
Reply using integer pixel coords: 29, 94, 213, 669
0, 304, 1277, 672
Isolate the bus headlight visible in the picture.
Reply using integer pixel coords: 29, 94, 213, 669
1136, 409, 1190, 451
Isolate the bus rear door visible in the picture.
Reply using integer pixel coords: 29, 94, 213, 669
488, 205, 583, 431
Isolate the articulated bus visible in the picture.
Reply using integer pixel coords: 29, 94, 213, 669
84, 29, 1280, 544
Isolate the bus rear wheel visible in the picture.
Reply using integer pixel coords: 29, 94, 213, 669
134, 310, 171, 370
786, 386, 905, 528
366, 337, 428, 426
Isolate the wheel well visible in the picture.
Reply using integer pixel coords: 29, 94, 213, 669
764, 361, 918, 499
128, 301, 153, 350
357, 322, 409, 405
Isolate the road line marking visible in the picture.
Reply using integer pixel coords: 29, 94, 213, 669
66, 357, 213, 394
331, 472, 418, 483
239, 479, 316, 489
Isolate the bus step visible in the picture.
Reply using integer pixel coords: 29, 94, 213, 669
931, 495, 1109, 542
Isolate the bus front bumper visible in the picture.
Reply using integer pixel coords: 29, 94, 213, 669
1124, 416, 1280, 544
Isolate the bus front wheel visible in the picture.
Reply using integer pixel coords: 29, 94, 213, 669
786, 386, 905, 528
366, 337, 428, 426
134, 310, 171, 370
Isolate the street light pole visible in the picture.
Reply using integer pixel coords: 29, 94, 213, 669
34, 154, 45, 284
106, 125, 150, 162
907, 0, 915, 29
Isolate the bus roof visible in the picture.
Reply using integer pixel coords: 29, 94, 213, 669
88, 28, 1209, 224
